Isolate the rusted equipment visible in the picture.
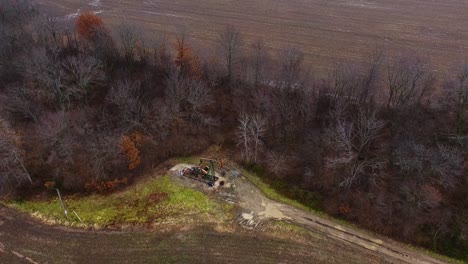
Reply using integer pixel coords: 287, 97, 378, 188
181, 158, 223, 186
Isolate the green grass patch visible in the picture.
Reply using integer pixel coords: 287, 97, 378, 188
240, 168, 324, 216
176, 156, 199, 164
406, 244, 465, 264
241, 166, 365, 228
241, 167, 464, 264
7, 176, 230, 228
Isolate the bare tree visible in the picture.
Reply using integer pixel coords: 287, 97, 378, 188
455, 66, 468, 134
429, 144, 463, 190
272, 76, 312, 141
61, 55, 104, 102
386, 56, 435, 109
443, 65, 468, 135
393, 139, 463, 189
265, 151, 288, 177
323, 120, 355, 166
327, 62, 361, 106
277, 47, 304, 89
39, 111, 74, 162
165, 67, 213, 124
0, 0, 36, 81
6, 84, 41, 123
418, 184, 442, 211
107, 79, 151, 133
186, 80, 213, 124
393, 139, 428, 177
321, 54, 382, 123
86, 135, 120, 181
92, 26, 117, 70
150, 32, 170, 68
249, 114, 267, 163
324, 109, 384, 169
0, 117, 32, 194
218, 25, 241, 81
251, 40, 268, 85
455, 210, 468, 241
339, 159, 385, 190
358, 49, 383, 104
117, 22, 140, 63
203, 57, 223, 87
236, 113, 251, 162
20, 48, 88, 109
302, 167, 314, 187
165, 68, 188, 114
352, 109, 385, 153
34, 15, 74, 50
324, 120, 353, 152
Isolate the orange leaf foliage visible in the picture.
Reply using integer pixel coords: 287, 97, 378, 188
190, 55, 203, 79
132, 131, 145, 144
44, 181, 56, 190
338, 203, 352, 216
174, 37, 202, 79
120, 135, 141, 170
85, 178, 128, 193
174, 37, 193, 71
76, 12, 103, 40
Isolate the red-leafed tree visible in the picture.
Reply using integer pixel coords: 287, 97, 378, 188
76, 12, 103, 40
119, 134, 141, 171
174, 36, 193, 74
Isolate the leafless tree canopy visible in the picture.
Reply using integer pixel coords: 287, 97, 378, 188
116, 22, 141, 63
443, 65, 468, 135
218, 25, 241, 80
393, 139, 464, 190
0, 118, 31, 194
106, 79, 151, 133
386, 56, 435, 108
61, 55, 104, 101
277, 47, 304, 89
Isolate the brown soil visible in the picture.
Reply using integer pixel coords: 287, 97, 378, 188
38, 0, 468, 76
0, 205, 389, 264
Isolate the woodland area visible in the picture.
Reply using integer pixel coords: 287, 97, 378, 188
0, 0, 466, 260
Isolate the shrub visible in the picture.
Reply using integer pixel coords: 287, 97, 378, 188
76, 12, 104, 40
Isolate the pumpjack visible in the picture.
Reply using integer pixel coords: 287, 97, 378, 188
181, 158, 224, 186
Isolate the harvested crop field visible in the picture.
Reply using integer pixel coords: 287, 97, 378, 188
0, 205, 391, 264
39, 0, 468, 74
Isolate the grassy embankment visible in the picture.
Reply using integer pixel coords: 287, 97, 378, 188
7, 175, 231, 228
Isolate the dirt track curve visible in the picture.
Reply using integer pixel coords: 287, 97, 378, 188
236, 178, 448, 264
277, 203, 446, 264
170, 164, 448, 264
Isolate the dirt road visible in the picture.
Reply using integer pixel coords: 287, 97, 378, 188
170, 164, 449, 264
237, 180, 447, 264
